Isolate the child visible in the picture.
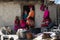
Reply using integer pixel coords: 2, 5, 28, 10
14, 16, 20, 32
23, 10, 28, 21
20, 19, 26, 29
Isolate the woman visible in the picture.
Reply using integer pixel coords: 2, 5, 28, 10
43, 7, 50, 19
41, 7, 51, 32
27, 8, 34, 20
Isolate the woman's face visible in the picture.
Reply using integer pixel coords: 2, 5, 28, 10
45, 7, 48, 10
30, 8, 32, 11
45, 8, 47, 10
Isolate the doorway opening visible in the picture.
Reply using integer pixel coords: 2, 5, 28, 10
22, 5, 35, 21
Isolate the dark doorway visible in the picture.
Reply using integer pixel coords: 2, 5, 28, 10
22, 5, 35, 29
22, 5, 35, 20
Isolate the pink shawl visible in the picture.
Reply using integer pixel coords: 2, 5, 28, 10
43, 10, 49, 19
14, 20, 20, 31
20, 20, 26, 29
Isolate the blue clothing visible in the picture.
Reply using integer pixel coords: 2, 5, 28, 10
23, 14, 28, 19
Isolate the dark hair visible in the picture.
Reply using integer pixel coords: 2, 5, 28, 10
16, 16, 19, 20
45, 6, 48, 10
15, 16, 20, 25
10, 37, 14, 40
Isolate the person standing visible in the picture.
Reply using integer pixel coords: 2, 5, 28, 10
27, 8, 35, 20
41, 7, 51, 32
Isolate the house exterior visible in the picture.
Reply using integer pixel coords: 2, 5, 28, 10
0, 0, 56, 29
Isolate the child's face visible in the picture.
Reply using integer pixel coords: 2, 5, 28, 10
16, 16, 19, 19
25, 11, 27, 14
